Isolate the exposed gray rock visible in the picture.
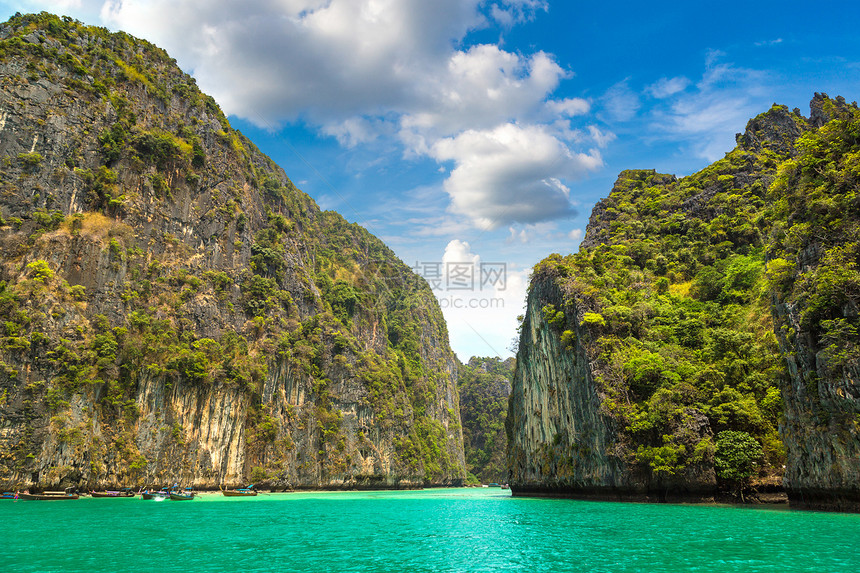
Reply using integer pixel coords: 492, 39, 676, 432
0, 13, 464, 491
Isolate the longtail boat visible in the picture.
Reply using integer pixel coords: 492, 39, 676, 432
221, 484, 258, 497
18, 491, 79, 500
169, 487, 195, 501
91, 489, 135, 498
141, 486, 170, 500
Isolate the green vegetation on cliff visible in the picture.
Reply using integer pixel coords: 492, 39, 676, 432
0, 12, 463, 490
767, 97, 860, 385
513, 94, 860, 500
458, 357, 514, 483
763, 97, 860, 506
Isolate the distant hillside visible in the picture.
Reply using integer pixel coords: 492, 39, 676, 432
458, 356, 514, 483
0, 12, 465, 490
508, 93, 860, 511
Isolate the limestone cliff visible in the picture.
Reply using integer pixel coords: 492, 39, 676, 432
508, 94, 860, 510
507, 256, 715, 501
766, 94, 860, 511
0, 13, 465, 491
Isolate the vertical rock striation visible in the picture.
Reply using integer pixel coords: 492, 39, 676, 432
507, 261, 714, 501
767, 94, 860, 511
0, 13, 464, 491
507, 94, 860, 511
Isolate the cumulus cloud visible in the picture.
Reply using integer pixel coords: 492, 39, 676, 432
431, 123, 602, 229
100, 0, 484, 124
399, 45, 569, 138
434, 240, 530, 358
545, 97, 590, 117
442, 239, 480, 267
37, 0, 606, 230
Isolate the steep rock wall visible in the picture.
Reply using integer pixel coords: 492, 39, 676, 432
766, 94, 860, 511
507, 94, 860, 511
773, 296, 860, 511
506, 266, 715, 500
0, 13, 464, 491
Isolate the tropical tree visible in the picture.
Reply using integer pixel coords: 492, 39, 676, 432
714, 430, 763, 501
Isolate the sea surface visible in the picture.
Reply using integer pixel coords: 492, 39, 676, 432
3, 487, 859, 572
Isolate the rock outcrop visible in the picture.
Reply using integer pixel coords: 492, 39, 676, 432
0, 13, 465, 491
507, 259, 715, 501
766, 94, 860, 511
508, 94, 860, 511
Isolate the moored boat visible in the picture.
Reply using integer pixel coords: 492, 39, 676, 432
91, 489, 135, 498
169, 487, 196, 501
141, 487, 170, 500
221, 484, 258, 497
18, 491, 79, 500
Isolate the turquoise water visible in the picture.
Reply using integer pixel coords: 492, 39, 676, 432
3, 488, 859, 572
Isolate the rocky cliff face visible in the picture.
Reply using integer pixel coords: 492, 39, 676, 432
506, 275, 625, 495
0, 13, 464, 490
507, 258, 715, 501
508, 94, 860, 510
766, 94, 860, 511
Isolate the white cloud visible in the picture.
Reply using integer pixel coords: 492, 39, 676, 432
37, 0, 605, 231
602, 79, 641, 122
754, 38, 783, 47
100, 0, 485, 125
489, 0, 548, 28
428, 240, 530, 358
646, 76, 690, 99
321, 117, 381, 148
489, 4, 515, 27
399, 44, 569, 138
587, 125, 616, 148
442, 239, 480, 266
505, 222, 550, 244
431, 123, 602, 229
545, 97, 590, 117
647, 54, 773, 161
502, 222, 582, 246
507, 227, 529, 244
654, 95, 753, 160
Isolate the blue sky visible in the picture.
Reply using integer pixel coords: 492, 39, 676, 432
2, 1, 859, 360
